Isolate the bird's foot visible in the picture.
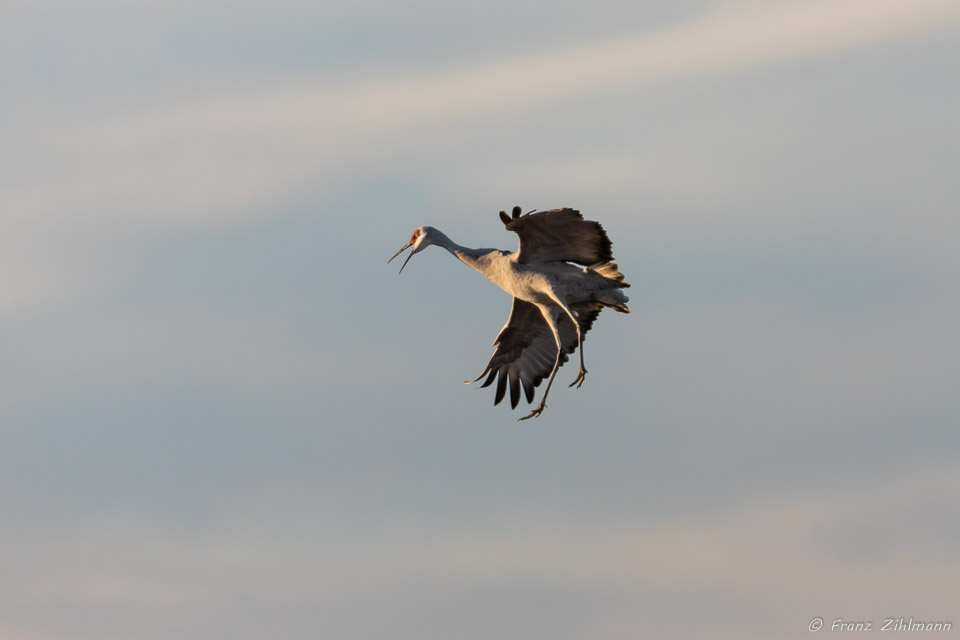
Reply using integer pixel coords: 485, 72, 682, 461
518, 403, 546, 421
569, 368, 588, 389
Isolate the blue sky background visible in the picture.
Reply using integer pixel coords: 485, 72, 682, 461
2, 1, 959, 638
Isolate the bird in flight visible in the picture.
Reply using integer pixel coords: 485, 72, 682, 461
389, 206, 630, 420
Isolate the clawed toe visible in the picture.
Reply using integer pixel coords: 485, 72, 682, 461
518, 405, 546, 421
569, 369, 588, 388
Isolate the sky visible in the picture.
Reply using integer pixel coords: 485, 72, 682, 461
2, 0, 959, 638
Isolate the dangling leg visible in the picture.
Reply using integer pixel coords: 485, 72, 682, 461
568, 319, 587, 390
546, 293, 587, 389
519, 306, 564, 421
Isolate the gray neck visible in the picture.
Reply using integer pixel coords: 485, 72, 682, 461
432, 230, 494, 272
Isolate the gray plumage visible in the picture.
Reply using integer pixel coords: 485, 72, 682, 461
389, 206, 630, 420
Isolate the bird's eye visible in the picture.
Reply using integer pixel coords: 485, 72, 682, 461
411, 230, 420, 241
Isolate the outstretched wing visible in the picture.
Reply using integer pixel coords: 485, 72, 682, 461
499, 207, 614, 265
470, 298, 604, 409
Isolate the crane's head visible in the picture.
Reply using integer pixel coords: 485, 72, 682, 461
388, 226, 437, 273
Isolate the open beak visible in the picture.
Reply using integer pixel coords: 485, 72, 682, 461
388, 239, 416, 274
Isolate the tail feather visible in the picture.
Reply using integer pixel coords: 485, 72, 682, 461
589, 262, 630, 287
598, 297, 630, 313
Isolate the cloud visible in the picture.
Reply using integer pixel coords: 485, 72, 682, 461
3, 3, 957, 638
3, 463, 957, 640
3, 303, 344, 410
8, 0, 956, 228
4, 0, 954, 318
427, 464, 958, 587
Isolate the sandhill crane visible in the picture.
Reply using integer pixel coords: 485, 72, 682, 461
389, 206, 630, 420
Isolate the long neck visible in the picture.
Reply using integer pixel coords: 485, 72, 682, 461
431, 230, 494, 273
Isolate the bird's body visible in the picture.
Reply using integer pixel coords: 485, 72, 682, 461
456, 245, 625, 311
389, 207, 629, 420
